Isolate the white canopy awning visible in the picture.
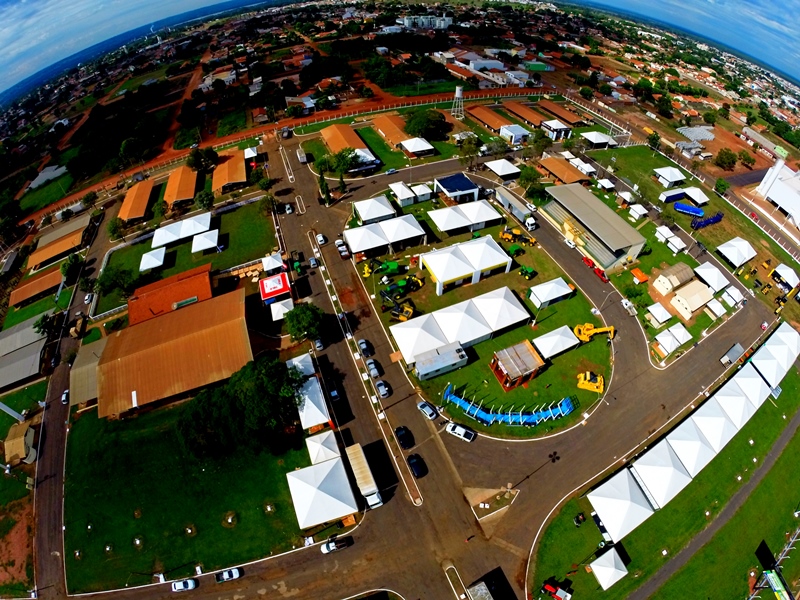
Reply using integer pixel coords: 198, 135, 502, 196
485, 159, 521, 177
152, 212, 212, 248
732, 362, 771, 408
684, 187, 710, 205
533, 325, 581, 360
722, 286, 744, 307
139, 247, 165, 272
619, 191, 633, 203
629, 204, 648, 219
343, 224, 389, 253
668, 322, 692, 346
707, 298, 726, 318
270, 298, 294, 320
775, 263, 800, 288
598, 178, 615, 190
286, 457, 358, 529
714, 378, 756, 429
655, 225, 674, 241
191, 229, 219, 253
647, 303, 672, 325
286, 353, 315, 377
590, 548, 628, 590
297, 377, 330, 430
655, 329, 680, 355
379, 214, 425, 244
306, 430, 341, 465
354, 195, 395, 222
587, 469, 654, 542
694, 261, 729, 293
718, 237, 756, 267
666, 418, 717, 477
388, 182, 416, 202
654, 166, 685, 184
421, 246, 474, 283
529, 277, 573, 308
691, 397, 738, 453
432, 300, 493, 347
667, 236, 686, 253
262, 253, 284, 272
390, 314, 449, 364
458, 200, 501, 225
470, 286, 529, 331
400, 137, 434, 154
630, 440, 691, 509
581, 131, 618, 147
428, 207, 472, 232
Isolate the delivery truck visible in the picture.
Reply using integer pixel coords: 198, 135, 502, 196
345, 444, 383, 509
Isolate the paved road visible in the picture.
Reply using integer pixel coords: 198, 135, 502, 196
726, 167, 771, 188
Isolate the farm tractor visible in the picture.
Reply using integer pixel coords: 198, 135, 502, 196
518, 266, 536, 280
380, 291, 416, 321
499, 227, 523, 243
384, 275, 424, 300
363, 259, 404, 278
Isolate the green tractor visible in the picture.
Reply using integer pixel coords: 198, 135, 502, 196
518, 266, 536, 280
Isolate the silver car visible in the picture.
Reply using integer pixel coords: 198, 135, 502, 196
417, 401, 437, 421
171, 579, 197, 592
366, 359, 380, 379
375, 380, 391, 398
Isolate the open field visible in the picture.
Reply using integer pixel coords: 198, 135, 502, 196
217, 109, 247, 138
300, 138, 329, 164
117, 63, 181, 94
3, 287, 71, 330
64, 406, 311, 593
96, 203, 275, 313
358, 127, 409, 172
19, 173, 74, 213
532, 365, 800, 599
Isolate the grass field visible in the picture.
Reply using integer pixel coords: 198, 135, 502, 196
217, 109, 247, 138
64, 406, 311, 593
173, 127, 200, 150
301, 138, 331, 164
385, 80, 462, 97
358, 127, 409, 172
96, 203, 275, 313
81, 328, 102, 345
19, 173, 74, 213
117, 63, 181, 93
3, 287, 71, 330
531, 365, 800, 599
573, 124, 610, 136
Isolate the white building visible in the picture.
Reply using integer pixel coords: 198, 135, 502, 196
756, 159, 800, 225
499, 124, 530, 145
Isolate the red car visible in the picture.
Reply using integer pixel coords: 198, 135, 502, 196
593, 267, 610, 283
582, 256, 595, 268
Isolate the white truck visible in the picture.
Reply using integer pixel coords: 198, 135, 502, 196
345, 444, 383, 509
524, 216, 537, 231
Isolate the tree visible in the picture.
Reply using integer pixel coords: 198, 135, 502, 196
579, 86, 594, 100
41, 214, 53, 228
81, 191, 98, 208
107, 216, 124, 240
690, 160, 701, 174
487, 139, 508, 159
61, 208, 74, 221
521, 145, 536, 161
194, 189, 214, 210
94, 264, 137, 297
153, 199, 168, 219
518, 165, 541, 192
338, 172, 346, 195
119, 137, 144, 163
33, 314, 54, 337
285, 104, 304, 119
702, 110, 717, 125
60, 253, 83, 281
79, 276, 95, 293
714, 147, 737, 171
561, 137, 575, 151
738, 149, 756, 168
258, 193, 276, 215
655, 96, 673, 119
285, 303, 326, 341
186, 148, 219, 172
404, 109, 453, 141
258, 178, 273, 191
211, 78, 227, 95
331, 148, 357, 175
598, 83, 612, 96
647, 131, 661, 150
715, 177, 731, 195
458, 136, 480, 170
746, 112, 757, 126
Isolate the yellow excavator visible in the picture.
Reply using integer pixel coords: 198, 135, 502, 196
577, 371, 604, 393
573, 323, 615, 343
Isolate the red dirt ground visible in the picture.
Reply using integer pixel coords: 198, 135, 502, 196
0, 497, 33, 589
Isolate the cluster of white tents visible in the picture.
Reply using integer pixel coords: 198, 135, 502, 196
654, 322, 691, 355
141, 212, 216, 271
427, 200, 502, 234
587, 323, 800, 589
420, 237, 512, 295
343, 215, 426, 254
717, 237, 757, 268
653, 225, 686, 254
287, 354, 331, 430
389, 287, 529, 364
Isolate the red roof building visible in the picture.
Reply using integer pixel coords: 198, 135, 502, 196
127, 264, 213, 325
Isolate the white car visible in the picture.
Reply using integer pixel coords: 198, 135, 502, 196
84, 293, 94, 305
171, 579, 197, 592
375, 380, 391, 398
285, 204, 293, 214
60, 389, 69, 405
446, 422, 477, 442
335, 239, 346, 249
564, 238, 577, 249
215, 568, 241, 583
316, 233, 327, 246
320, 538, 348, 554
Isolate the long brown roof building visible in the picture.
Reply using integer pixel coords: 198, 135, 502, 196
212, 150, 247, 196
163, 165, 197, 207
127, 264, 213, 325
538, 99, 584, 126
538, 157, 591, 185
372, 114, 410, 147
319, 123, 369, 154
8, 267, 62, 307
97, 288, 253, 418
118, 179, 155, 222
503, 101, 546, 127
28, 230, 85, 270
467, 105, 511, 132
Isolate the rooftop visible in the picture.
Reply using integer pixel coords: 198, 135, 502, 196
212, 150, 247, 194
435, 173, 478, 194
119, 179, 155, 222
163, 165, 198, 207
502, 101, 546, 126
127, 264, 213, 325
538, 99, 583, 125
8, 267, 62, 307
538, 157, 590, 184
372, 114, 410, 146
28, 229, 85, 268
467, 105, 511, 131
494, 340, 545, 379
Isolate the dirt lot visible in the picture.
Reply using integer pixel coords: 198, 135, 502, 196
694, 125, 773, 177
0, 497, 33, 591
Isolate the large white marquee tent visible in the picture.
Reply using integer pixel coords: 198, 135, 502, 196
694, 262, 729, 293
751, 322, 800, 388
731, 362, 771, 408
717, 237, 756, 267
590, 548, 628, 591
421, 237, 511, 295
714, 378, 757, 429
528, 277, 573, 309
630, 440, 691, 510
587, 469, 654, 542
690, 397, 738, 453
432, 300, 493, 347
343, 215, 425, 253
665, 418, 717, 478
286, 457, 358, 529
152, 212, 211, 248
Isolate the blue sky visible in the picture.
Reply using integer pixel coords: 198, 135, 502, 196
0, 0, 799, 94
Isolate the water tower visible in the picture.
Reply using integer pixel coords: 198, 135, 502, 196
451, 86, 465, 120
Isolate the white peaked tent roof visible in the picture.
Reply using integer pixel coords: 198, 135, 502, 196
470, 286, 529, 331
390, 314, 449, 364
694, 261, 729, 293
529, 277, 573, 308
458, 200, 501, 224
630, 440, 692, 509
647, 303, 672, 325
668, 322, 692, 346
422, 246, 474, 282
707, 298, 726, 318
287, 353, 315, 377
629, 204, 648, 218
722, 286, 744, 307
654, 166, 686, 183
388, 182, 416, 201
655, 329, 680, 354
152, 212, 211, 248
587, 469, 654, 542
191, 229, 219, 252
354, 195, 395, 222
286, 457, 358, 529
297, 377, 330, 430
771, 321, 800, 357
582, 131, 618, 146
750, 346, 787, 388
655, 225, 674, 240
666, 418, 717, 477
590, 548, 628, 591
667, 236, 686, 252
684, 187, 710, 205
598, 178, 615, 190
428, 206, 472, 232
433, 300, 493, 346
411, 183, 432, 196
718, 237, 756, 267
379, 215, 425, 243
270, 298, 294, 320
533, 325, 581, 360
458, 236, 510, 271
262, 253, 284, 271
775, 263, 800, 288
690, 397, 738, 453
139, 247, 165, 272
485, 159, 521, 177
343, 224, 388, 252
715, 378, 756, 429
400, 137, 434, 154
732, 362, 772, 408
619, 191, 634, 203
306, 430, 341, 465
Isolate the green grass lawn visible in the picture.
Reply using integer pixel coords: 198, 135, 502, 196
531, 365, 800, 599
385, 80, 462, 96
294, 116, 356, 136
64, 406, 311, 593
117, 63, 181, 93
81, 328, 102, 345
173, 127, 200, 150
217, 109, 247, 138
461, 116, 497, 145
19, 173, 74, 213
573, 124, 610, 136
357, 127, 409, 172
3, 287, 72, 330
631, 222, 700, 276
425, 140, 461, 162
96, 203, 276, 313
301, 138, 330, 164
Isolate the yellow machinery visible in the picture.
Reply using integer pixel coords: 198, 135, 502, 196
577, 372, 604, 393
499, 227, 522, 243
573, 323, 615, 343
392, 303, 415, 321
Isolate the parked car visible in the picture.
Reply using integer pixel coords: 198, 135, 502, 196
83, 293, 94, 305
375, 380, 391, 398
335, 240, 346, 249
215, 569, 241, 583
171, 580, 197, 592
366, 359, 381, 379
445, 423, 477, 442
316, 233, 327, 245
417, 401, 437, 421
357, 339, 374, 357
314, 339, 324, 351
593, 267, 610, 283
309, 257, 319, 268
60, 389, 69, 405
338, 247, 350, 260
395, 426, 415, 450
285, 203, 293, 214
406, 453, 428, 478
581, 256, 595, 268
320, 538, 349, 554
385, 168, 397, 175
564, 238, 577, 249
525, 202, 537, 213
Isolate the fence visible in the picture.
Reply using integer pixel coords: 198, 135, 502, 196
442, 384, 577, 427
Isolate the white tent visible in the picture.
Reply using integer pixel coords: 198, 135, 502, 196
306, 430, 341, 465
485, 159, 521, 178
654, 166, 686, 187
390, 314, 449, 364
587, 469, 654, 542
151, 224, 181, 247
732, 362, 771, 408
343, 224, 388, 253
722, 286, 744, 307
354, 196, 395, 223
775, 264, 800, 289
287, 353, 315, 377
152, 212, 212, 248
400, 137, 434, 155
715, 378, 756, 429
297, 377, 330, 430
684, 187, 710, 205
379, 215, 425, 244
458, 236, 511, 272
666, 418, 718, 477
751, 346, 788, 388
470, 286, 529, 331
694, 262, 729, 293
432, 300, 493, 347
458, 200, 501, 226
262, 253, 284, 272
411, 183, 432, 201
691, 397, 738, 452
244, 146, 258, 159
655, 226, 674, 243
668, 322, 692, 346
533, 325, 580, 360
598, 178, 615, 191
191, 229, 219, 253
581, 131, 618, 148
286, 457, 358, 529
655, 329, 680, 355
421, 246, 474, 283
667, 236, 686, 253
630, 440, 691, 509
647, 303, 672, 325
718, 237, 756, 267
771, 321, 800, 356
270, 298, 294, 320
428, 207, 471, 232
139, 247, 165, 272
569, 157, 596, 175
388, 182, 416, 205
529, 277, 573, 309
629, 204, 648, 220
422, 238, 511, 295
618, 191, 634, 204
590, 548, 628, 590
